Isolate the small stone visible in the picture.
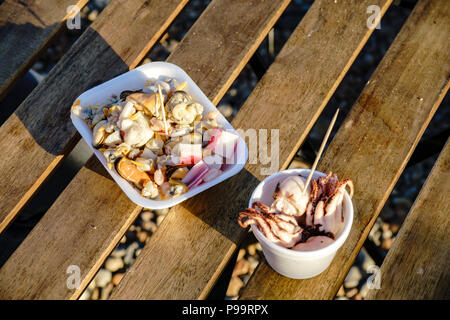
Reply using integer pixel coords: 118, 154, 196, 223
141, 211, 154, 222
111, 248, 126, 258
217, 104, 233, 118
91, 288, 99, 300
344, 266, 362, 289
78, 289, 91, 300
136, 248, 142, 257
124, 242, 139, 265
346, 288, 358, 298
361, 250, 376, 272
112, 273, 124, 286
390, 223, 400, 234
87, 278, 96, 291
88, 9, 98, 21
101, 283, 114, 300
105, 257, 124, 272
337, 285, 345, 297
156, 215, 165, 226
335, 296, 348, 300
142, 221, 157, 233
94, 269, 112, 288
383, 230, 393, 239
353, 293, 362, 300
137, 231, 148, 243
120, 235, 126, 244
359, 283, 370, 298
237, 248, 246, 261
226, 276, 244, 297
255, 243, 262, 251
247, 256, 259, 273
381, 238, 392, 250
381, 223, 390, 232
247, 244, 257, 256
232, 260, 249, 277
155, 208, 169, 216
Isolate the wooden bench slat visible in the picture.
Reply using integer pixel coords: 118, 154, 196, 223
0, 0, 89, 100
110, 0, 394, 300
0, 0, 189, 234
240, 0, 450, 300
366, 139, 450, 300
0, 0, 293, 299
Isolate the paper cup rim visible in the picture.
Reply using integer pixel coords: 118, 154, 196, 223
249, 168, 353, 258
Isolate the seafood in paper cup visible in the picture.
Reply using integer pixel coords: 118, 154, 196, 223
71, 62, 248, 209
238, 168, 354, 279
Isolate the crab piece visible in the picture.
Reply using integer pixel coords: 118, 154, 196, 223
202, 154, 223, 170
181, 160, 209, 186
203, 168, 222, 183
238, 202, 303, 248
116, 157, 151, 189
205, 128, 238, 159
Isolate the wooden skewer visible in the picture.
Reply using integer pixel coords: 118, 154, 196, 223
303, 108, 340, 194
157, 84, 168, 135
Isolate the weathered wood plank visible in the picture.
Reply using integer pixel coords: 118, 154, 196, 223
110, 0, 394, 299
366, 140, 450, 300
240, 0, 450, 300
0, 0, 293, 299
0, 0, 189, 234
0, 0, 89, 100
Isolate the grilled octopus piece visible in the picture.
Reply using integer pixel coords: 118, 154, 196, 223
305, 173, 354, 236
238, 201, 302, 248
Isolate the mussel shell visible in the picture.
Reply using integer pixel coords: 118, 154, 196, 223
115, 157, 151, 189
167, 91, 192, 111
120, 89, 143, 100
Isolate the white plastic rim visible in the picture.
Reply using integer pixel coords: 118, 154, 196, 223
249, 168, 353, 278
70, 62, 248, 209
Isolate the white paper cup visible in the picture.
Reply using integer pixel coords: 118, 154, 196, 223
249, 168, 353, 279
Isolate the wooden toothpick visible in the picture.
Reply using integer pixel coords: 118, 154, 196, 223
303, 108, 340, 194
157, 84, 168, 135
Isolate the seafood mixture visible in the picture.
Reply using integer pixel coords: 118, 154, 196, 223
238, 173, 353, 251
72, 78, 239, 200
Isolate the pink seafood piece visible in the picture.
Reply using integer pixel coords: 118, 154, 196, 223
178, 143, 202, 165
202, 154, 223, 170
206, 128, 239, 159
182, 160, 209, 186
